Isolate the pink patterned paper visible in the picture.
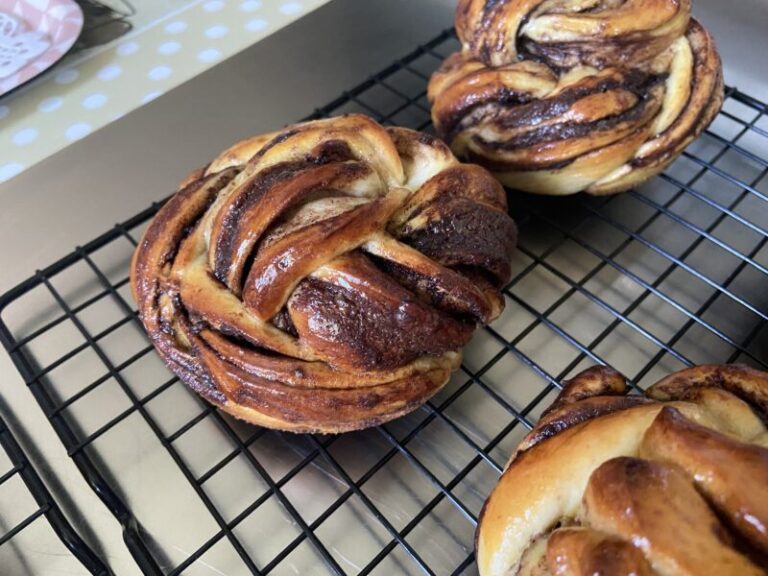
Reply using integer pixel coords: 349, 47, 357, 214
0, 0, 83, 96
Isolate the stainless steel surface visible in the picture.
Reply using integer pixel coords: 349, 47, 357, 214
0, 2, 459, 574
0, 0, 766, 574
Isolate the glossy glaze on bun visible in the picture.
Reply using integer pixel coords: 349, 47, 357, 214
131, 115, 517, 433
476, 364, 768, 576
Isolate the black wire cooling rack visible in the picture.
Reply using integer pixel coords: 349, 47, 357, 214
0, 412, 110, 574
0, 29, 766, 575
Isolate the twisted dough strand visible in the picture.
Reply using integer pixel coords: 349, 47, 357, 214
131, 115, 517, 433
430, 0, 724, 195
476, 364, 768, 576
457, 0, 692, 69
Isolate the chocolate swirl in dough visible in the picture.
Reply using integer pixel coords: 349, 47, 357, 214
428, 0, 724, 195
131, 115, 517, 433
476, 364, 768, 576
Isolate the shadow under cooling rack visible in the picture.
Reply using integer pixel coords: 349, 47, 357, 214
0, 412, 109, 574
1, 29, 767, 576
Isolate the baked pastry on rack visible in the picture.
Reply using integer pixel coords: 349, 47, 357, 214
476, 363, 768, 576
131, 114, 517, 433
428, 0, 724, 195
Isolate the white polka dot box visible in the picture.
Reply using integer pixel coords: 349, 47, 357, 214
0, 0, 330, 184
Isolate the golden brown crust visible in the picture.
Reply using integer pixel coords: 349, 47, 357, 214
517, 365, 648, 454
546, 527, 654, 576
429, 0, 724, 196
456, 0, 691, 69
545, 365, 628, 412
517, 395, 653, 455
641, 407, 768, 557
584, 457, 763, 576
647, 363, 768, 422
131, 115, 517, 433
476, 364, 768, 576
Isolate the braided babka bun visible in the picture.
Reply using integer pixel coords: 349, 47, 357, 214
131, 115, 517, 433
476, 364, 768, 576
428, 0, 724, 196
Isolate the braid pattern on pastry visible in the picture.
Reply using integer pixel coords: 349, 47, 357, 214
131, 115, 518, 433
476, 363, 768, 576
428, 0, 724, 195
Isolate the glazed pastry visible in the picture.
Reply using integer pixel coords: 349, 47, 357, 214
476, 364, 768, 576
131, 115, 517, 433
428, 0, 724, 195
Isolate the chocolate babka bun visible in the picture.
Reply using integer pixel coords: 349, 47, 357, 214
476, 364, 768, 576
131, 115, 517, 433
428, 0, 724, 196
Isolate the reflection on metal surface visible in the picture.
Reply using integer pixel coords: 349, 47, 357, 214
74, 0, 135, 52
0, 412, 110, 575
0, 29, 767, 576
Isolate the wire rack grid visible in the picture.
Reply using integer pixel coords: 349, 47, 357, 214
0, 411, 110, 575
0, 28, 767, 575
